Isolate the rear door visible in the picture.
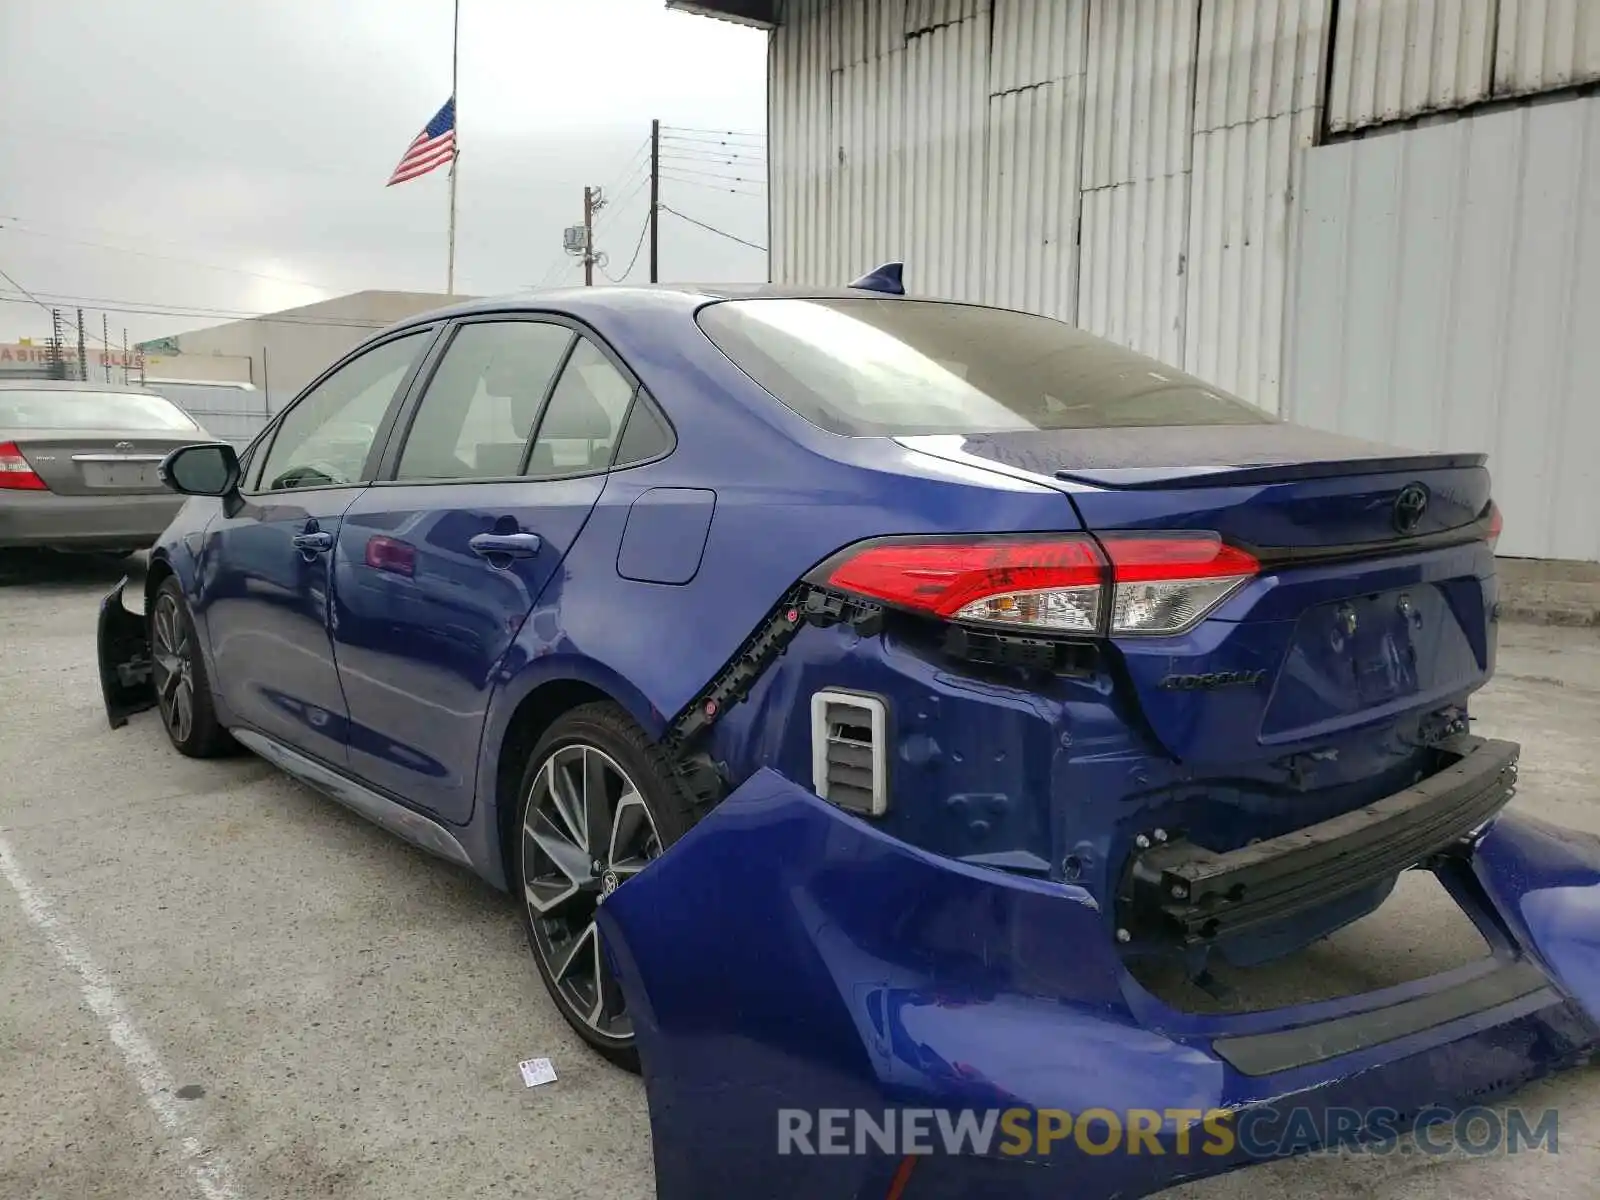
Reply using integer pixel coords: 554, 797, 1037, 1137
330, 317, 643, 823
200, 328, 437, 764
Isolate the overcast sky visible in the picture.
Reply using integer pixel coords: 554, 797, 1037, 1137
0, 0, 768, 345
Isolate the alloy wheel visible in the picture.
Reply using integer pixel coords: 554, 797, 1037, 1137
520, 744, 661, 1042
151, 593, 195, 745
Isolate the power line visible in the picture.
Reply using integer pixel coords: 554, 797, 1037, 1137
0, 264, 51, 314
660, 172, 766, 199
593, 173, 653, 236
0, 291, 388, 330
0, 265, 115, 353
599, 210, 654, 284
0, 221, 336, 292
657, 205, 767, 254
662, 125, 766, 143
660, 137, 767, 158
659, 162, 766, 187
659, 147, 767, 168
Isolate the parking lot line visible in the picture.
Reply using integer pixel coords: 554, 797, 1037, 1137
0, 832, 242, 1200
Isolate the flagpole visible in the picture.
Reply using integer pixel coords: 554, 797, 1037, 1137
446, 0, 459, 294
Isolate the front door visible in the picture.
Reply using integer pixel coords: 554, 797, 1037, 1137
331, 319, 640, 822
198, 328, 435, 764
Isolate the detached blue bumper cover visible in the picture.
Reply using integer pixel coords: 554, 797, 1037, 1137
597, 771, 1600, 1200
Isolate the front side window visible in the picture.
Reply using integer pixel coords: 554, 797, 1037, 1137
0, 389, 199, 432
256, 331, 429, 492
696, 298, 1273, 436
525, 338, 635, 477
394, 320, 573, 482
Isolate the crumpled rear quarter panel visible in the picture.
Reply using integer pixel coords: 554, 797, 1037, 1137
598, 771, 1600, 1200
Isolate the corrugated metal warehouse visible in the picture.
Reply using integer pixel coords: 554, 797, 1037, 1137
676, 0, 1600, 563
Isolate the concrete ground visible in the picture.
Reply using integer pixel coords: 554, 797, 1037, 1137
1, 555, 1597, 1200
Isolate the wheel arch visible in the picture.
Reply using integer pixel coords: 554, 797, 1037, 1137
483, 659, 665, 893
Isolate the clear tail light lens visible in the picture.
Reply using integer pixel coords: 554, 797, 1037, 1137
814, 531, 1258, 638
1101, 535, 1260, 636
0, 442, 47, 490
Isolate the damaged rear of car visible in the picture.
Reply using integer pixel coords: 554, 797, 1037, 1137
590, 296, 1600, 1198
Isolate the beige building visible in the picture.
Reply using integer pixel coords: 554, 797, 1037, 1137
140, 290, 465, 402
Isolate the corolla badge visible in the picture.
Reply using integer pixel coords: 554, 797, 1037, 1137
1393, 483, 1430, 534
1158, 669, 1267, 691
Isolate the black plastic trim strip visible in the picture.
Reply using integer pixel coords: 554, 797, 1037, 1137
1212, 960, 1555, 1077
1243, 515, 1494, 570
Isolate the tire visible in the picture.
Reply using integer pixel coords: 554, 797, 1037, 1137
149, 577, 235, 758
513, 702, 695, 1072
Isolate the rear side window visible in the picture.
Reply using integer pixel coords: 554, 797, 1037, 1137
526, 338, 634, 477
612, 391, 674, 467
394, 320, 573, 481
696, 298, 1272, 435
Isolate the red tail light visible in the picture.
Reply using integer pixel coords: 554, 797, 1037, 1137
1485, 502, 1503, 552
814, 532, 1259, 637
0, 442, 47, 490
1100, 534, 1259, 635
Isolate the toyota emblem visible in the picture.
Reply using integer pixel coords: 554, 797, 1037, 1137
1393, 483, 1429, 534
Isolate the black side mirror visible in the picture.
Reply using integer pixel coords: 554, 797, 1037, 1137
160, 442, 241, 497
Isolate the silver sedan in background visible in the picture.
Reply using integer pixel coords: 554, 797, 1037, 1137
0, 380, 214, 558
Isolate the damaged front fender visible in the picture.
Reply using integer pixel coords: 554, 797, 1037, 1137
599, 770, 1600, 1200
97, 573, 155, 730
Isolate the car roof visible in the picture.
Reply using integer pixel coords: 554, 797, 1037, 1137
387, 282, 921, 334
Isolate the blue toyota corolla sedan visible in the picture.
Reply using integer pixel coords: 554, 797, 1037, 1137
98, 271, 1600, 1199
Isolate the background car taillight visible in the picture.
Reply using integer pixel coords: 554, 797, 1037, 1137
0, 442, 48, 490
812, 532, 1259, 638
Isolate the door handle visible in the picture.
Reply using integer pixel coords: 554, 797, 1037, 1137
469, 532, 542, 560
292, 530, 334, 553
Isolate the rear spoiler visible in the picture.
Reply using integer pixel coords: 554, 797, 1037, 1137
1054, 451, 1488, 490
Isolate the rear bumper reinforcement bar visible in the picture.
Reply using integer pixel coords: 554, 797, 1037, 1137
1118, 734, 1520, 947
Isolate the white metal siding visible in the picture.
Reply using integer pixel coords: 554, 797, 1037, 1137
766, 3, 1599, 559
1075, 0, 1197, 362
1185, 0, 1330, 411
1286, 96, 1600, 562
982, 0, 1088, 318
1326, 0, 1497, 133
1495, 0, 1600, 95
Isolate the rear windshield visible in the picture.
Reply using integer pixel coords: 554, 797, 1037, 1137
696, 298, 1272, 435
0, 389, 200, 432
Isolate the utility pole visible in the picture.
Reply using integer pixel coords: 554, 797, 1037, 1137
583, 186, 594, 287
75, 308, 87, 382
122, 328, 130, 386
102, 313, 111, 381
48, 309, 64, 381
649, 118, 660, 283
583, 186, 606, 286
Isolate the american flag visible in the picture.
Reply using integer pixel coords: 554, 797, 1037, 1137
387, 97, 456, 186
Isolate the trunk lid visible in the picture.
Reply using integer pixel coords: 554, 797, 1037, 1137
9, 429, 203, 496
905, 424, 1499, 766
